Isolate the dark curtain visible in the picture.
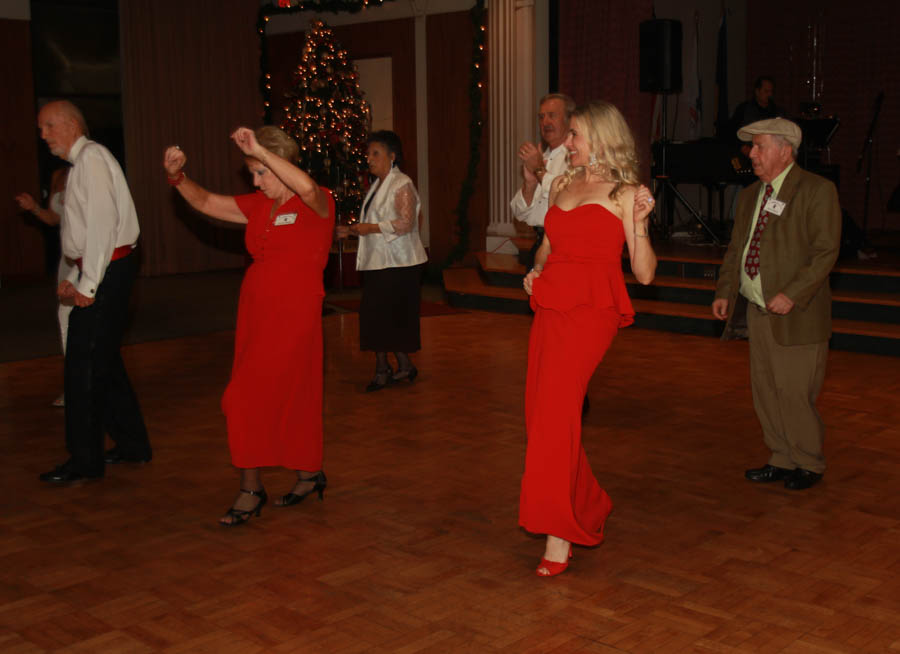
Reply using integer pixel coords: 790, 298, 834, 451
427, 10, 489, 267
0, 18, 44, 280
557, 0, 655, 181
119, 0, 262, 276
747, 0, 900, 231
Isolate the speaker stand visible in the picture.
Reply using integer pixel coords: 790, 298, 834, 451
652, 94, 722, 245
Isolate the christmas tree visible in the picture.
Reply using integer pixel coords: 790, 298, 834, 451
281, 19, 371, 220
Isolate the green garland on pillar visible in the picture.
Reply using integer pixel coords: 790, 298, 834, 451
443, 0, 486, 266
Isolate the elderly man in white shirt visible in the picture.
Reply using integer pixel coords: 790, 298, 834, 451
509, 93, 575, 265
37, 100, 151, 485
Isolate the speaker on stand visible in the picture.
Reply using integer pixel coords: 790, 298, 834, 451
640, 19, 721, 244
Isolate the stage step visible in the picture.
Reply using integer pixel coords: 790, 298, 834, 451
475, 252, 527, 288
443, 267, 530, 314
444, 249, 900, 355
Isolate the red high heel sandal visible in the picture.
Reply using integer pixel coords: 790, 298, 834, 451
536, 545, 573, 577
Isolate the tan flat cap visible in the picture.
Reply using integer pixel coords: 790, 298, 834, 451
737, 117, 802, 149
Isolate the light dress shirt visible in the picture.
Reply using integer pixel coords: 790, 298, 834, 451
62, 136, 140, 297
739, 162, 794, 308
509, 143, 569, 227
356, 167, 428, 271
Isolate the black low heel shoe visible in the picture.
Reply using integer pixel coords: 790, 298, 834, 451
365, 369, 393, 392
392, 366, 418, 383
220, 487, 267, 527
277, 471, 327, 506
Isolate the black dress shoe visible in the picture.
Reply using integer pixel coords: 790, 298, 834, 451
104, 448, 151, 465
745, 464, 794, 483
39, 462, 101, 484
784, 469, 823, 490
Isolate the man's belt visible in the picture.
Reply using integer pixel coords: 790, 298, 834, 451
73, 244, 135, 270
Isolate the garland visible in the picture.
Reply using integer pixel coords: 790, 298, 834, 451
443, 0, 486, 266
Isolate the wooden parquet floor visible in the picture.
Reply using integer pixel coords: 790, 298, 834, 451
2, 311, 899, 653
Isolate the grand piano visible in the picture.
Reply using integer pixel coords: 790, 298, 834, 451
650, 129, 839, 243
650, 139, 754, 243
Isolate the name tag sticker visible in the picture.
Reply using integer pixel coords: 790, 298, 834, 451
274, 213, 297, 225
764, 198, 786, 215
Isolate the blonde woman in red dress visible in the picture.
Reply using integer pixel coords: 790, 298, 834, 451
163, 126, 334, 526
521, 101, 657, 575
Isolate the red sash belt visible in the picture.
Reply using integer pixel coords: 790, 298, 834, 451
74, 244, 135, 270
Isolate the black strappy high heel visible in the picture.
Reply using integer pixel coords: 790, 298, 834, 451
219, 487, 267, 527
366, 367, 393, 392
392, 365, 418, 383
277, 471, 327, 506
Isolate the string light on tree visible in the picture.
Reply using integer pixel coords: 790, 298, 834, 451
282, 19, 371, 221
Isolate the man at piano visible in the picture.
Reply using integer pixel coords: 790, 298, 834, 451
731, 77, 782, 132
712, 117, 841, 491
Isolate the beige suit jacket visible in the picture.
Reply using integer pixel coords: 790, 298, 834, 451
715, 164, 841, 346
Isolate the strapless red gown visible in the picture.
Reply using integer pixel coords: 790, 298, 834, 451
519, 203, 634, 545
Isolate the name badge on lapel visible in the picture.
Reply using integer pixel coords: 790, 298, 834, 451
274, 213, 298, 226
764, 198, 786, 215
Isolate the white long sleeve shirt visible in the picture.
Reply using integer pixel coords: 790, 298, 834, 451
62, 136, 140, 297
356, 167, 428, 271
508, 143, 568, 227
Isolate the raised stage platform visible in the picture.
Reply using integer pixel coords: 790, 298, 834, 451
444, 240, 900, 356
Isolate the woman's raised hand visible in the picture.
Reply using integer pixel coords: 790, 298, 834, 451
14, 192, 38, 213
633, 184, 655, 224
163, 146, 187, 177
231, 127, 260, 158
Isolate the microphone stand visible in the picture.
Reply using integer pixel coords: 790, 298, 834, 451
857, 91, 884, 237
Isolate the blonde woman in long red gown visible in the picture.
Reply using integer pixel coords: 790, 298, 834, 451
163, 126, 334, 526
521, 101, 658, 576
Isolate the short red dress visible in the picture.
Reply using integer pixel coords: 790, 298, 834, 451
519, 203, 634, 545
222, 189, 335, 470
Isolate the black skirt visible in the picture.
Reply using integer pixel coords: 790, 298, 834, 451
359, 264, 424, 352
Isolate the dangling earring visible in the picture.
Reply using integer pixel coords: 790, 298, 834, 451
588, 152, 600, 171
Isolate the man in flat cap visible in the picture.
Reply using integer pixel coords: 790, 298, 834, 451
712, 117, 841, 490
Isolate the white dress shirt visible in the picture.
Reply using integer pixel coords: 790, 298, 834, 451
509, 143, 569, 227
356, 167, 428, 271
62, 136, 140, 297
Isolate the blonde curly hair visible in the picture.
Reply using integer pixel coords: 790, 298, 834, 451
564, 101, 640, 201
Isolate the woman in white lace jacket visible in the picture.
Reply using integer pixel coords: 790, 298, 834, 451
336, 131, 428, 391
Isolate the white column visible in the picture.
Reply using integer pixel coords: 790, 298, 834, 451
487, 0, 536, 255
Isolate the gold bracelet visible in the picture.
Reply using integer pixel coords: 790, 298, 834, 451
635, 231, 649, 238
